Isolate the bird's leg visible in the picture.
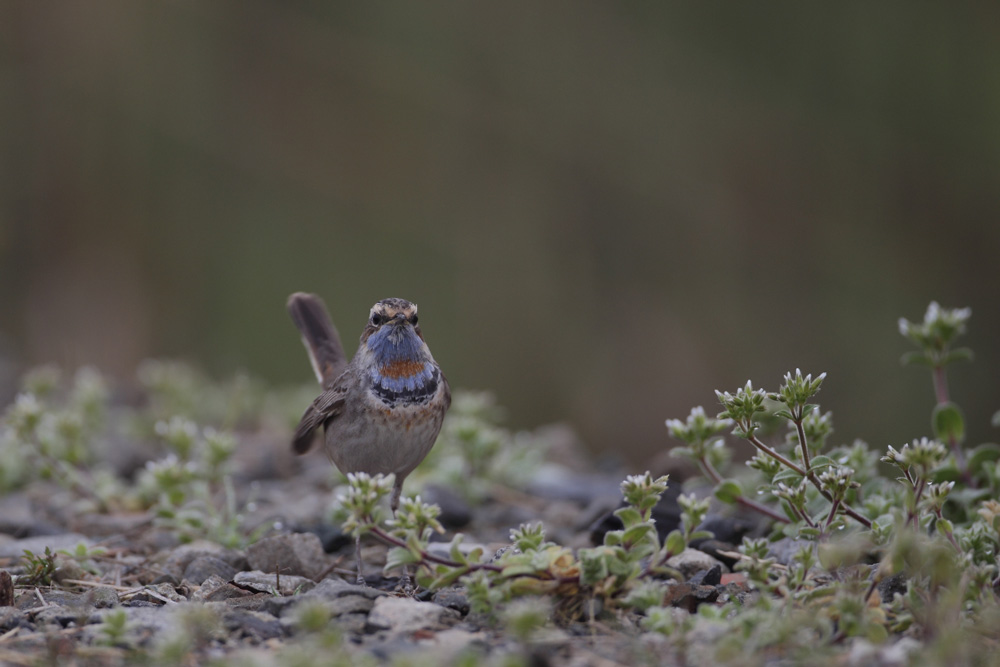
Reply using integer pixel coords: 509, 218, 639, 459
391, 479, 414, 594
354, 533, 366, 586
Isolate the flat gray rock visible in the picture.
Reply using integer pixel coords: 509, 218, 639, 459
366, 596, 460, 634
232, 570, 315, 596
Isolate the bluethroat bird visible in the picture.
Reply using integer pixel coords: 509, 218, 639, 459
288, 293, 451, 585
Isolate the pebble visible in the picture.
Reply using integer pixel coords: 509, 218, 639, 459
183, 555, 237, 585
246, 533, 330, 580
665, 549, 728, 579
366, 596, 461, 634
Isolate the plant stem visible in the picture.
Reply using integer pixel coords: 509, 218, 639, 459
746, 433, 872, 529
793, 415, 811, 472
823, 499, 841, 531
933, 364, 970, 476
697, 456, 790, 524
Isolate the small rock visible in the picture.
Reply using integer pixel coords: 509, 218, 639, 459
263, 577, 383, 618
767, 537, 814, 566
688, 564, 722, 587
233, 570, 315, 596
121, 583, 185, 605
85, 587, 120, 608
0, 571, 13, 607
183, 556, 237, 585
692, 539, 741, 569
666, 549, 728, 579
307, 577, 388, 602
246, 533, 329, 580
161, 541, 248, 580
877, 573, 907, 603
664, 582, 720, 612
223, 609, 286, 641
430, 588, 470, 616
366, 596, 460, 634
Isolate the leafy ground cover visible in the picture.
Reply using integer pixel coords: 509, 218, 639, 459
0, 302, 997, 666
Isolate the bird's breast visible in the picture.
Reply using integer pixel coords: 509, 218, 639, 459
367, 360, 440, 406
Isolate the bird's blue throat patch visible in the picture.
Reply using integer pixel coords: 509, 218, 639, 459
366, 326, 439, 406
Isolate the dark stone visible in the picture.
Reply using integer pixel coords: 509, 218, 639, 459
431, 588, 470, 615
665, 583, 720, 613
693, 539, 741, 569
422, 485, 474, 529
246, 532, 329, 580
150, 573, 180, 586
689, 515, 757, 548
183, 556, 237, 585
0, 571, 12, 607
877, 573, 907, 603
688, 564, 722, 587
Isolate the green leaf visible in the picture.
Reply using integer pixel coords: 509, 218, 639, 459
713, 479, 742, 504
808, 455, 836, 472
622, 523, 653, 546
900, 351, 933, 367
603, 530, 623, 547
687, 530, 713, 542
665, 530, 686, 556
773, 468, 804, 485
944, 347, 973, 365
448, 535, 468, 565
429, 566, 470, 589
579, 548, 610, 586
932, 402, 965, 445
384, 547, 419, 571
936, 518, 953, 535
966, 443, 1000, 475
614, 506, 644, 529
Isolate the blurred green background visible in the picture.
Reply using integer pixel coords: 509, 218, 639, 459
2, 3, 998, 464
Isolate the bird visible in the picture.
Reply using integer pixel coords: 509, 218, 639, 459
287, 292, 451, 586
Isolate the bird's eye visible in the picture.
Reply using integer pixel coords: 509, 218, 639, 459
371, 313, 383, 326
410, 314, 418, 325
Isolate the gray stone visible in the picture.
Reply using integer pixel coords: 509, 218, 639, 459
306, 577, 387, 601
246, 533, 329, 580
688, 564, 722, 586
264, 577, 382, 618
431, 588, 470, 616
84, 587, 120, 609
665, 548, 728, 580
183, 556, 237, 585
161, 541, 248, 580
232, 570, 315, 596
366, 596, 460, 634
120, 583, 186, 605
223, 609, 286, 641
767, 537, 815, 566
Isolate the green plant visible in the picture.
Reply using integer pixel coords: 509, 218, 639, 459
335, 302, 1000, 663
21, 547, 58, 587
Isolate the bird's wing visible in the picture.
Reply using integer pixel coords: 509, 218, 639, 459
291, 382, 348, 454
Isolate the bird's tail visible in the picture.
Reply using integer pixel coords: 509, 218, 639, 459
287, 292, 348, 387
